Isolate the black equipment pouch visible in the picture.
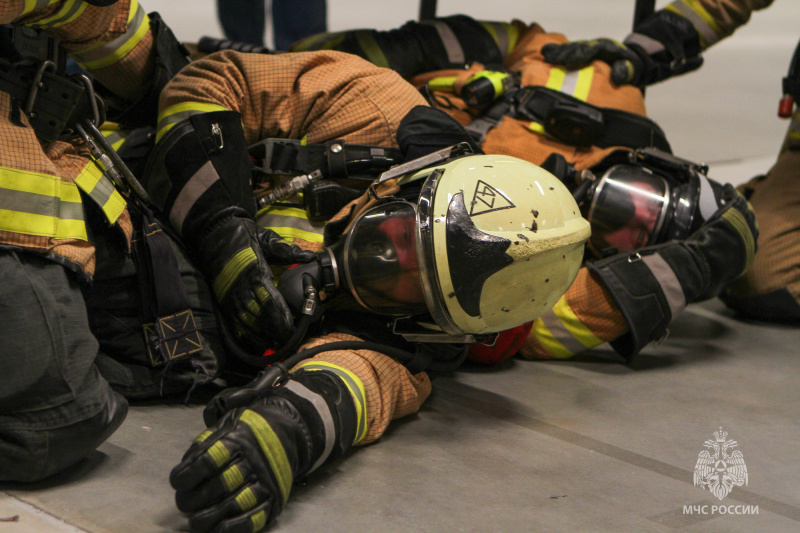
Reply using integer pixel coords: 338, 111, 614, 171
131, 209, 204, 367
512, 86, 672, 152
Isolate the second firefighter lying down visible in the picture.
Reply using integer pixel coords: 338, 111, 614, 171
140, 31, 755, 533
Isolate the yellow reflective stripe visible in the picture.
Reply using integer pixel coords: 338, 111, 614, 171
572, 66, 594, 102
28, 0, 85, 28
239, 409, 292, 504
213, 247, 257, 301
721, 207, 756, 274
666, 0, 724, 48
156, 102, 230, 143
296, 361, 367, 444
269, 226, 324, 244
72, 0, 150, 69
195, 429, 214, 442
22, 0, 59, 16
207, 440, 231, 467
100, 123, 128, 151
235, 486, 258, 512
256, 205, 326, 244
0, 167, 87, 240
251, 510, 267, 532
527, 122, 546, 134
478, 21, 518, 57
552, 297, 603, 348
545, 67, 566, 91
530, 317, 574, 359
427, 76, 458, 92
291, 31, 345, 52
354, 30, 389, 68
74, 162, 127, 225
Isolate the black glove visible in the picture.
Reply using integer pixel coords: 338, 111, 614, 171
200, 215, 315, 351
170, 368, 361, 533
397, 105, 482, 162
589, 183, 757, 359
542, 9, 703, 88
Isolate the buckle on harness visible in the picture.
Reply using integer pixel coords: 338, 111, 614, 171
249, 138, 304, 177
544, 101, 604, 147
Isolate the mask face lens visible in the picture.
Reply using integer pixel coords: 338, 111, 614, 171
344, 202, 428, 316
588, 165, 669, 253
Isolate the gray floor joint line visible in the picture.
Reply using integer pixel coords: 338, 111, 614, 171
437, 379, 800, 523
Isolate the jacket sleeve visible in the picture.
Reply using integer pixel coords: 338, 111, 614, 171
6, 0, 157, 102
155, 50, 428, 148
666, 0, 774, 49
519, 267, 629, 360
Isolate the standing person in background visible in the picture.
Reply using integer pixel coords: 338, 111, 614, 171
217, 0, 326, 50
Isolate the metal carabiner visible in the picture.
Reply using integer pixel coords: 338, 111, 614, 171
24, 59, 56, 118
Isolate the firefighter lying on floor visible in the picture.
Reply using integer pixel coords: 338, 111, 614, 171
143, 49, 594, 532
539, 0, 800, 324
141, 39, 758, 529
290, 13, 760, 363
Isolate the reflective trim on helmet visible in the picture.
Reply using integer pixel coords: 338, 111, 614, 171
417, 169, 464, 336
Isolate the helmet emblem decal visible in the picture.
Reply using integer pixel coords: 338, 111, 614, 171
469, 180, 515, 216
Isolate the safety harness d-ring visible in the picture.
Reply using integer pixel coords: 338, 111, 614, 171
75, 73, 101, 126
24, 59, 56, 118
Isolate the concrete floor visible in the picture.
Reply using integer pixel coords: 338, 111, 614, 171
2, 1, 800, 532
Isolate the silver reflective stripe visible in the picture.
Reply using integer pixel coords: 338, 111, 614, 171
624, 32, 665, 55
34, 0, 82, 28
669, 1, 721, 47
31, 0, 52, 11
170, 161, 219, 234
85, 173, 117, 211
424, 20, 465, 65
285, 380, 335, 473
72, 4, 145, 64
539, 308, 586, 355
0, 188, 83, 220
561, 70, 579, 97
697, 174, 719, 221
300, 363, 366, 444
156, 110, 202, 137
642, 253, 686, 318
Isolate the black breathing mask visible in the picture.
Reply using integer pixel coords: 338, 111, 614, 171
542, 148, 725, 257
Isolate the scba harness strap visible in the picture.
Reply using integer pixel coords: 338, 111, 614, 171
466, 84, 672, 153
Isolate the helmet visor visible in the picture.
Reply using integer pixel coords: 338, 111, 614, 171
587, 165, 670, 252
343, 202, 428, 316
